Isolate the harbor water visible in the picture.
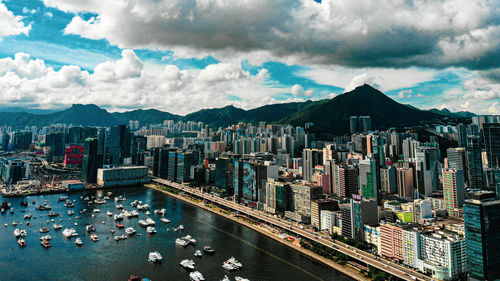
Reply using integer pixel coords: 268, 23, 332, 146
0, 187, 354, 281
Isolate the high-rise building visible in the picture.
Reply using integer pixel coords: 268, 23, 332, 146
311, 199, 339, 229
81, 138, 100, 184
351, 198, 378, 241
415, 146, 439, 197
338, 166, 358, 197
447, 147, 468, 183
302, 148, 323, 182
396, 167, 414, 198
380, 223, 404, 261
359, 158, 378, 200
380, 166, 397, 194
264, 179, 291, 214
442, 169, 465, 215
402, 138, 419, 161
484, 123, 500, 168
456, 123, 467, 148
467, 135, 485, 190
214, 157, 234, 196
350, 116, 359, 134
464, 191, 500, 281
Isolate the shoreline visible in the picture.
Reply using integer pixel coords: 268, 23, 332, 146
147, 184, 369, 281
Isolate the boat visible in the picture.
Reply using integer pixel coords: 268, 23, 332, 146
180, 259, 195, 270
203, 246, 215, 254
189, 271, 205, 281
48, 211, 59, 217
178, 224, 184, 230
41, 240, 51, 248
10, 208, 14, 214
222, 261, 238, 271
128, 275, 140, 281
23, 214, 32, 220
148, 251, 163, 263
228, 257, 243, 268
39, 227, 50, 233
115, 204, 124, 209
154, 208, 166, 215
36, 204, 51, 210
17, 239, 26, 247
20, 201, 28, 207
106, 211, 113, 216
53, 223, 63, 230
62, 228, 77, 238
64, 201, 74, 208
176, 238, 189, 247
58, 196, 68, 202
11, 221, 18, 226
14, 229, 26, 238
145, 217, 155, 225
116, 224, 125, 229
114, 214, 124, 221
146, 226, 156, 234
194, 250, 202, 257
184, 235, 196, 244
93, 208, 100, 213
90, 234, 99, 242
125, 227, 137, 235
115, 195, 126, 202
234, 277, 250, 281
40, 235, 51, 241
130, 200, 141, 207
221, 276, 230, 281
145, 210, 150, 215
1, 208, 4, 213
106, 192, 113, 197
113, 235, 128, 241
95, 199, 106, 204
123, 210, 139, 218
160, 218, 171, 224
67, 210, 74, 216
75, 238, 83, 246
86, 224, 96, 232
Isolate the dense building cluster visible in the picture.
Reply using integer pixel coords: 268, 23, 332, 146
1, 114, 500, 280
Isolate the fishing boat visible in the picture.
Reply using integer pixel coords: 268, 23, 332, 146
75, 238, 83, 246
41, 239, 51, 248
180, 259, 195, 270
148, 251, 163, 263
17, 239, 26, 247
203, 246, 215, 254
90, 234, 99, 242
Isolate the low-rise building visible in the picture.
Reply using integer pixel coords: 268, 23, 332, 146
97, 166, 149, 187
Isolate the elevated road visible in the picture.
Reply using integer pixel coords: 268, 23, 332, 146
152, 178, 433, 281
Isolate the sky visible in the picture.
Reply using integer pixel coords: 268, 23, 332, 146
0, 0, 499, 115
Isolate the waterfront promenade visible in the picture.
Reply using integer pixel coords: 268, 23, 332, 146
151, 178, 434, 281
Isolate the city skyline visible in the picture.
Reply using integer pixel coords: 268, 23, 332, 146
0, 0, 499, 115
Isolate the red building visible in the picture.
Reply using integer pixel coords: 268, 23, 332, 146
63, 145, 84, 167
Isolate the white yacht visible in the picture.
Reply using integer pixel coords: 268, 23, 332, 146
74, 238, 83, 246
160, 218, 171, 224
194, 250, 202, 257
176, 238, 190, 247
39, 235, 51, 241
154, 208, 166, 215
180, 259, 195, 270
62, 228, 77, 238
146, 226, 157, 234
14, 229, 22, 238
189, 271, 205, 281
23, 214, 32, 220
145, 210, 150, 215
106, 211, 113, 216
228, 257, 243, 268
235, 277, 250, 281
125, 227, 137, 235
184, 235, 196, 244
53, 223, 63, 230
115, 204, 124, 209
114, 213, 124, 221
221, 276, 230, 281
93, 208, 100, 213
178, 224, 184, 230
67, 210, 74, 216
148, 251, 163, 263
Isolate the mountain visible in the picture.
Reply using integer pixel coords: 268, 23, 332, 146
282, 84, 445, 136
0, 85, 467, 136
429, 108, 476, 119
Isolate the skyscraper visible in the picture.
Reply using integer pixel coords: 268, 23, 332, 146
359, 158, 378, 200
464, 191, 500, 281
338, 166, 358, 197
447, 147, 468, 183
415, 146, 439, 197
484, 123, 500, 168
396, 167, 414, 198
442, 169, 465, 216
302, 148, 322, 182
81, 138, 99, 184
467, 135, 485, 190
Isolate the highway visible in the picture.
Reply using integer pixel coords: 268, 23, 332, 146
152, 178, 433, 281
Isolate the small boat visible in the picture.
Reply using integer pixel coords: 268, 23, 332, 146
90, 234, 99, 242
154, 208, 166, 215
53, 224, 63, 230
184, 235, 196, 244
178, 225, 184, 230
176, 238, 189, 247
39, 227, 50, 233
62, 228, 77, 238
14, 229, 26, 238
222, 261, 238, 271
228, 257, 243, 268
40, 235, 51, 241
128, 275, 140, 281
106, 192, 113, 197
148, 251, 163, 263
48, 211, 59, 217
41, 240, 51, 248
114, 214, 124, 221
115, 195, 126, 202
17, 238, 26, 247
116, 224, 125, 229
75, 238, 83, 246
146, 227, 156, 234
67, 210, 74, 216
93, 208, 100, 213
10, 208, 14, 214
194, 250, 202, 257
125, 227, 137, 235
113, 235, 127, 241
58, 196, 68, 202
106, 211, 113, 216
234, 277, 250, 281
11, 221, 18, 226
20, 201, 28, 207
221, 276, 230, 281
145, 210, 150, 215
189, 271, 204, 281
36, 204, 51, 210
160, 218, 171, 224
23, 214, 32, 220
180, 259, 195, 270
203, 246, 215, 254
86, 224, 96, 232
115, 204, 124, 210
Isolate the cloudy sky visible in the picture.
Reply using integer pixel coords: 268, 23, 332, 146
0, 0, 499, 115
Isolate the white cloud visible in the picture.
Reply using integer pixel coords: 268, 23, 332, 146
42, 0, 500, 69
343, 74, 380, 93
0, 51, 287, 114
0, 3, 31, 39
291, 84, 302, 96
45, 12, 53, 18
